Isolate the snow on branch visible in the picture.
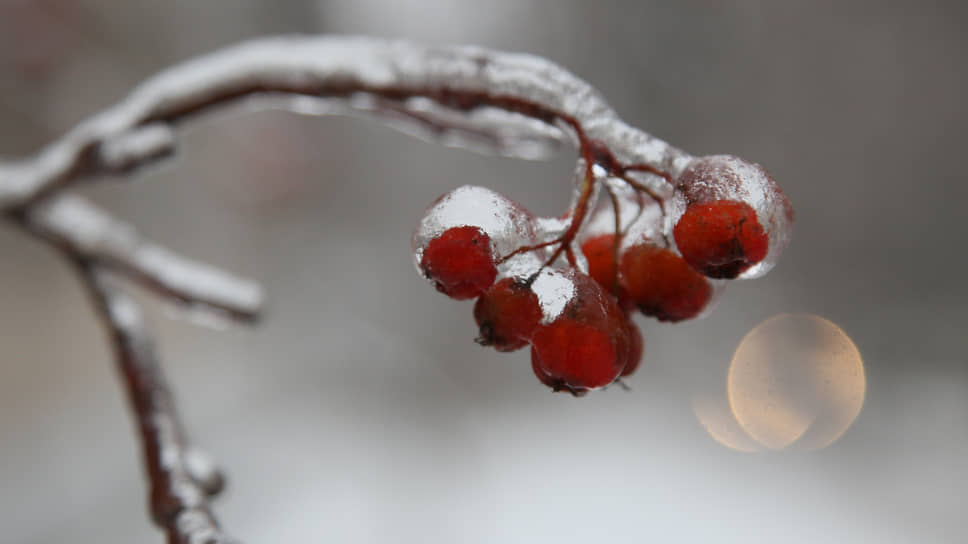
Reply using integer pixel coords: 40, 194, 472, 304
70, 260, 236, 544
0, 35, 691, 210
26, 195, 263, 322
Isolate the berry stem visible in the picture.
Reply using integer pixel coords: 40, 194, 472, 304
604, 184, 624, 287
495, 238, 560, 265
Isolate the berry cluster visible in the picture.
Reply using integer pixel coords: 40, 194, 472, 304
413, 154, 792, 396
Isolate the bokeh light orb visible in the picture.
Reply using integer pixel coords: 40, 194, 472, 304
726, 313, 865, 450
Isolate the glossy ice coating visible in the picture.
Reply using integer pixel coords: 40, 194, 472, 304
529, 268, 577, 324
0, 35, 692, 208
412, 185, 539, 277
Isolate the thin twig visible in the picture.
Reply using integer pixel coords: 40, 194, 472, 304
23, 194, 263, 322
68, 257, 237, 544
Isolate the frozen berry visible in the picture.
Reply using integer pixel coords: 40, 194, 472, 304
673, 199, 768, 279
474, 278, 542, 352
620, 242, 711, 322
531, 321, 623, 395
412, 185, 539, 267
530, 271, 630, 395
419, 226, 497, 299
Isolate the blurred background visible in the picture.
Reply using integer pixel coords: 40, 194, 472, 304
1, 1, 965, 542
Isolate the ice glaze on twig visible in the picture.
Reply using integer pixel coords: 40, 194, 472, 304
0, 35, 689, 210
26, 194, 263, 322
70, 260, 236, 544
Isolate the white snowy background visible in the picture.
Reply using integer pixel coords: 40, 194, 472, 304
0, 1, 965, 543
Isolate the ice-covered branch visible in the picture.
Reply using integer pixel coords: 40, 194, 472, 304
0, 35, 794, 543
69, 260, 236, 544
24, 194, 263, 322
0, 35, 692, 210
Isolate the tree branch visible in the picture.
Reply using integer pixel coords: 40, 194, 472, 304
68, 258, 237, 544
23, 194, 263, 322
0, 35, 687, 210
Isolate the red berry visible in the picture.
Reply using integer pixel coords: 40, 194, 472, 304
530, 271, 630, 395
620, 242, 711, 322
474, 277, 542, 352
673, 199, 768, 279
531, 321, 616, 395
621, 319, 644, 377
419, 226, 498, 300
580, 233, 621, 297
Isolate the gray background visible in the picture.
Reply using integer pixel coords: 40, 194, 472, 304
1, 1, 965, 543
